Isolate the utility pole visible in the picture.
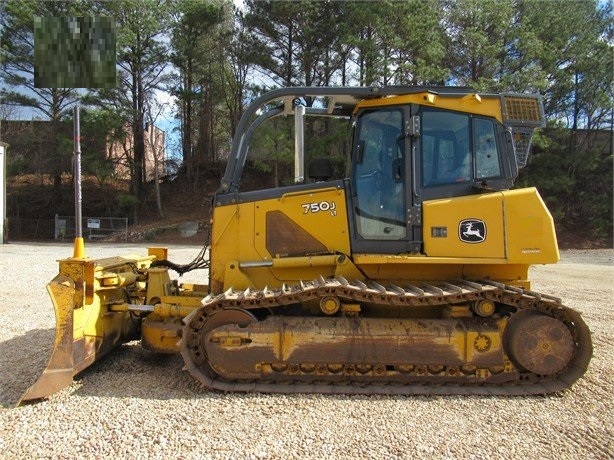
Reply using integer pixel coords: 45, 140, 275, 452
72, 105, 84, 258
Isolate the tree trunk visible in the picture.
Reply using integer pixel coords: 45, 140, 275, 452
51, 93, 63, 212
148, 123, 164, 218
183, 64, 194, 186
132, 66, 145, 224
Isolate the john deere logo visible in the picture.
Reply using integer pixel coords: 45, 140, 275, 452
459, 219, 486, 243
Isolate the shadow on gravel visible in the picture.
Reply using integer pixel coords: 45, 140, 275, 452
2, 334, 257, 407
69, 345, 560, 404
0, 328, 54, 407
3, 333, 564, 407
68, 343, 203, 401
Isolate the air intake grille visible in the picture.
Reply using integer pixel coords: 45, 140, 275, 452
501, 94, 545, 126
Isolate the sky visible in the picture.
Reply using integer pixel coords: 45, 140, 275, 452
152, 90, 180, 162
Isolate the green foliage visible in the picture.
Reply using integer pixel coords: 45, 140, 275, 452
242, 0, 449, 87
116, 192, 140, 211
443, 0, 516, 88
6, 155, 29, 176
248, 117, 294, 187
170, 0, 234, 180
87, 0, 172, 216
518, 127, 613, 240
2, 0, 611, 241
305, 118, 352, 178
0, 1, 85, 116
79, 108, 124, 184
513, 0, 613, 128
0, 0, 87, 209
246, 113, 351, 187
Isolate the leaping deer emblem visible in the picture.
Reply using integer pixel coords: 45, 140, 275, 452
459, 219, 487, 243
462, 222, 483, 240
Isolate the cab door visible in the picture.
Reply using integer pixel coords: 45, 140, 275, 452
349, 105, 421, 254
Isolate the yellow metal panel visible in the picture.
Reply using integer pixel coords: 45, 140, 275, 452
352, 254, 508, 265
502, 188, 559, 264
210, 202, 257, 289
352, 187, 557, 286
141, 315, 183, 353
351, 254, 530, 286
148, 247, 168, 261
423, 193, 506, 258
211, 187, 351, 291
145, 268, 172, 303
356, 92, 504, 123
254, 187, 350, 256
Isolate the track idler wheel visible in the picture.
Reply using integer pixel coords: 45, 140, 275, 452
181, 308, 257, 383
504, 311, 574, 376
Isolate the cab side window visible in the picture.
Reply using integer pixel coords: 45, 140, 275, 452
474, 118, 501, 179
421, 111, 470, 186
421, 109, 502, 187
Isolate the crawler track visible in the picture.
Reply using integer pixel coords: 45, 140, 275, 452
180, 278, 592, 396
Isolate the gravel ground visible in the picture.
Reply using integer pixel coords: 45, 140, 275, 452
1, 242, 612, 459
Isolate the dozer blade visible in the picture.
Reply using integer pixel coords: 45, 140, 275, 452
18, 255, 146, 406
18, 275, 76, 404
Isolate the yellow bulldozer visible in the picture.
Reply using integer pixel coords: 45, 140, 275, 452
20, 86, 592, 404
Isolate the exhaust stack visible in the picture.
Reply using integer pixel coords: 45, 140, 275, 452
294, 103, 305, 183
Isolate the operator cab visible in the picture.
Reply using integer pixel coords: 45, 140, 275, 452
349, 96, 519, 254
217, 87, 544, 257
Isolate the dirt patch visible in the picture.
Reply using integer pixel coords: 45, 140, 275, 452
556, 224, 613, 250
